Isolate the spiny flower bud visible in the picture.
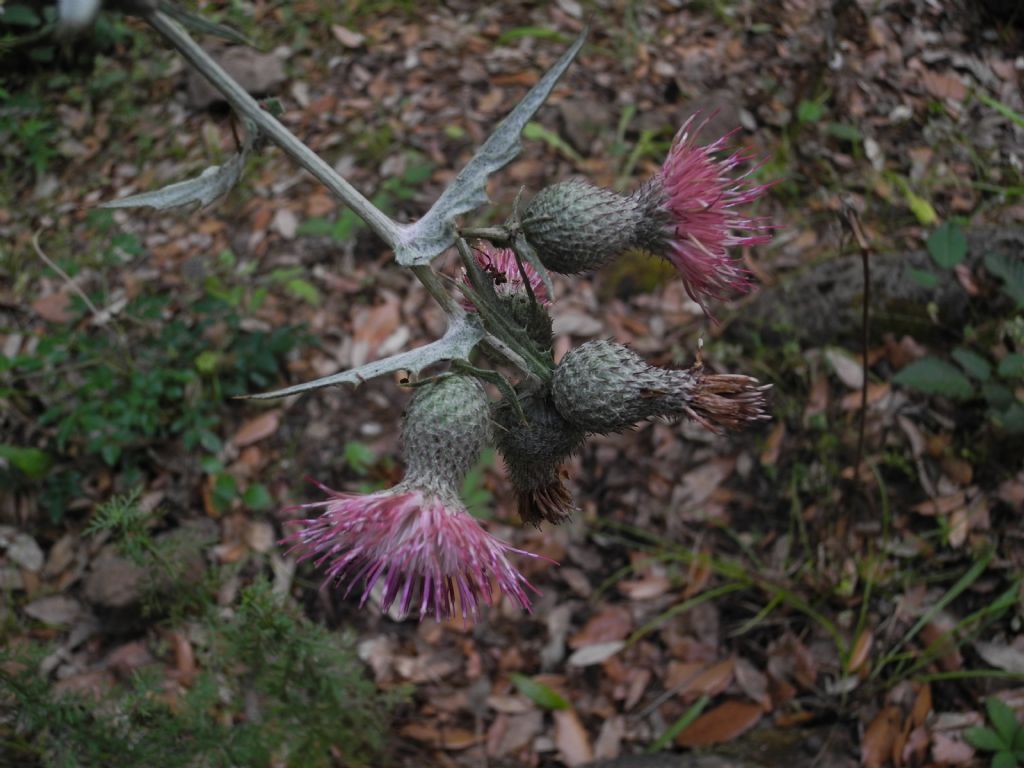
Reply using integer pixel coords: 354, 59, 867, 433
461, 244, 553, 350
494, 389, 585, 528
284, 375, 541, 622
400, 373, 492, 491
519, 116, 775, 317
520, 179, 646, 275
551, 340, 770, 435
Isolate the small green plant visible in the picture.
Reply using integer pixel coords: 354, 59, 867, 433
893, 219, 1024, 432
1, 580, 400, 767
84, 487, 157, 564
965, 697, 1024, 768
3, 285, 308, 474
85, 488, 219, 618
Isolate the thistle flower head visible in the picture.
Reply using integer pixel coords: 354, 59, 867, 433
493, 390, 584, 527
551, 339, 770, 435
635, 115, 776, 315
283, 481, 538, 621
401, 373, 492, 491
283, 374, 543, 621
520, 180, 642, 275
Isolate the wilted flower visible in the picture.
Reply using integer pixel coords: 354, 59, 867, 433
520, 116, 774, 317
493, 389, 584, 527
550, 339, 770, 435
283, 374, 543, 621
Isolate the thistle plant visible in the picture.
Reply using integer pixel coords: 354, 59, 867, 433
59, 2, 776, 621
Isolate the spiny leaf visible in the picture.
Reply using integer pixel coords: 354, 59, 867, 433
158, 0, 252, 46
101, 151, 247, 211
394, 28, 587, 266
893, 356, 974, 400
239, 313, 485, 400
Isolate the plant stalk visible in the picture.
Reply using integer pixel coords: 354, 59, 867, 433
146, 11, 399, 250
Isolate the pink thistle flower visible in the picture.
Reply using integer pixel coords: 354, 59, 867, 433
641, 115, 776, 315
461, 244, 550, 309
283, 479, 540, 622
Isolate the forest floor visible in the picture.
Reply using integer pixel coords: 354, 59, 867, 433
1, 1, 1024, 766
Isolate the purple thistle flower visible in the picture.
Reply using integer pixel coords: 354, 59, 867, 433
284, 479, 540, 622
641, 114, 776, 315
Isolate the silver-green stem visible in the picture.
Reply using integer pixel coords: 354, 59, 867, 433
146, 12, 408, 263
411, 265, 457, 315
459, 225, 513, 244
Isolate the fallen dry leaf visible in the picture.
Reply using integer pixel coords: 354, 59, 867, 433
553, 709, 593, 766
351, 297, 402, 362
825, 347, 864, 389
487, 710, 542, 758
169, 631, 196, 687
231, 410, 280, 448
331, 24, 365, 47
862, 706, 901, 768
594, 715, 625, 760
668, 657, 736, 701
912, 492, 965, 517
4, 531, 44, 572
841, 382, 890, 411
948, 507, 969, 547
394, 650, 461, 683
568, 605, 632, 649
921, 69, 967, 102
910, 684, 932, 728
930, 732, 974, 764
486, 694, 533, 714
32, 291, 73, 323
23, 595, 82, 626
734, 657, 771, 710
400, 722, 479, 751
106, 641, 154, 679
848, 629, 874, 673
760, 421, 786, 465
975, 640, 1024, 674
617, 573, 671, 600
53, 670, 114, 701
676, 699, 762, 747
919, 617, 963, 672
567, 641, 625, 668
678, 457, 736, 507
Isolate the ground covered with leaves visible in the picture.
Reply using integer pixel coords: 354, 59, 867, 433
1, 1, 1023, 766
